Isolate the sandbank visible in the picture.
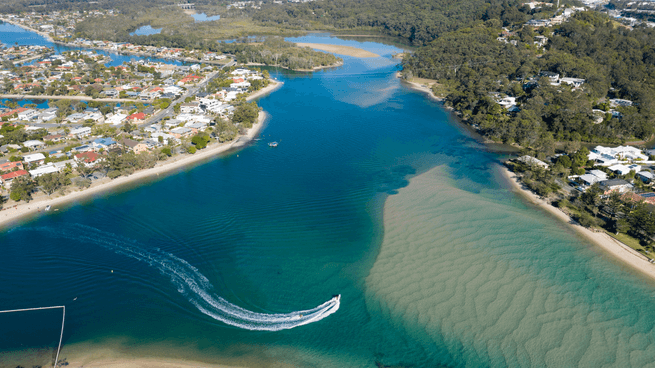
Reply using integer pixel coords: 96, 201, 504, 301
499, 165, 655, 280
63, 357, 239, 368
294, 43, 379, 58
0, 111, 267, 231
246, 80, 283, 101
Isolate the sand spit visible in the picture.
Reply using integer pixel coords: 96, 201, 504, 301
0, 112, 267, 230
366, 165, 655, 367
246, 80, 283, 101
294, 43, 379, 58
500, 166, 655, 280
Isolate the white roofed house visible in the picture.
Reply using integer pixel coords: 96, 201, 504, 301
106, 113, 127, 126
17, 108, 38, 121
637, 171, 655, 183
560, 77, 585, 89
517, 155, 549, 169
588, 145, 648, 165
608, 164, 641, 176
23, 152, 46, 166
23, 140, 45, 150
599, 179, 634, 195
69, 126, 92, 138
29, 163, 59, 178
180, 102, 202, 114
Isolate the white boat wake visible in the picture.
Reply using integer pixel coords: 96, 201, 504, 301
18, 224, 340, 331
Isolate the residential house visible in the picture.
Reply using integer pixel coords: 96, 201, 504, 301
17, 108, 38, 121
169, 127, 193, 138
518, 155, 549, 169
23, 153, 46, 165
609, 99, 633, 108
106, 113, 127, 126
0, 161, 24, 173
29, 163, 59, 178
560, 77, 585, 88
120, 138, 149, 154
92, 137, 117, 150
126, 112, 146, 123
42, 134, 64, 142
180, 102, 202, 114
0, 169, 29, 189
75, 151, 101, 165
65, 112, 87, 124
599, 179, 633, 194
23, 140, 45, 150
637, 171, 655, 183
69, 126, 92, 138
608, 164, 641, 176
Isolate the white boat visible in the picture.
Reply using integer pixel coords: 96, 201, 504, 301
45, 205, 51, 212
332, 294, 341, 302
268, 141, 279, 147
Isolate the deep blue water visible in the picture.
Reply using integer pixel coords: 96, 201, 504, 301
3, 24, 655, 368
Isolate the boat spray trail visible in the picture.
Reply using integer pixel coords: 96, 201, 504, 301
15, 224, 340, 331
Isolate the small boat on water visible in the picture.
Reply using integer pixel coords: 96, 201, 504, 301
268, 141, 279, 147
45, 205, 51, 212
332, 294, 341, 302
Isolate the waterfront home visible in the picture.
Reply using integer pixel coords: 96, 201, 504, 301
599, 179, 633, 195
577, 170, 608, 186
75, 151, 101, 165
518, 155, 549, 169
151, 132, 176, 145
120, 138, 149, 154
37, 109, 58, 122
23, 140, 45, 150
0, 161, 23, 173
69, 126, 92, 138
53, 159, 77, 170
0, 169, 29, 189
23, 153, 46, 165
29, 163, 59, 178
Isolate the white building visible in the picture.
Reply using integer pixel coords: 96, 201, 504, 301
23, 140, 45, 150
518, 155, 549, 169
29, 163, 59, 178
588, 145, 648, 164
69, 126, 92, 138
23, 153, 46, 165
106, 113, 127, 126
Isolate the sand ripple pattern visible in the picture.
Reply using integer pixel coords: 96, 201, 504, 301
13, 224, 340, 331
366, 166, 655, 367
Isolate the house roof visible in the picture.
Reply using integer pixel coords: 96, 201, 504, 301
75, 151, 100, 163
1, 169, 29, 181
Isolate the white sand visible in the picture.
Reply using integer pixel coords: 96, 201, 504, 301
396, 72, 443, 101
246, 80, 283, 101
499, 166, 655, 280
0, 112, 267, 230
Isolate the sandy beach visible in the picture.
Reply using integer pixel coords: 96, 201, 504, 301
499, 165, 655, 280
0, 111, 267, 230
294, 43, 379, 58
246, 80, 282, 101
396, 72, 443, 101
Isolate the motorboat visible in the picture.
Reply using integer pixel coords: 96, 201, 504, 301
268, 141, 279, 147
45, 205, 51, 212
332, 294, 341, 302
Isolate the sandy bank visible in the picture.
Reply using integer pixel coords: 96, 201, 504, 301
294, 43, 379, 58
64, 357, 239, 368
246, 80, 283, 101
499, 165, 655, 280
0, 111, 267, 230
396, 72, 443, 102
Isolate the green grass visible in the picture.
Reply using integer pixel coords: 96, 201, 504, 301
607, 231, 652, 257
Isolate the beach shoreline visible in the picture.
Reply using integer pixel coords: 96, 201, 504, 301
294, 42, 380, 58
246, 80, 283, 101
396, 71, 444, 102
499, 165, 655, 281
0, 111, 267, 231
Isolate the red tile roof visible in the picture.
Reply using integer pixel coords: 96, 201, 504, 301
75, 151, 100, 163
1, 169, 29, 181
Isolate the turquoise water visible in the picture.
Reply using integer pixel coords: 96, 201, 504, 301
2, 27, 655, 368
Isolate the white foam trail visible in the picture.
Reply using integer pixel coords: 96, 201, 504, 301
20, 224, 340, 331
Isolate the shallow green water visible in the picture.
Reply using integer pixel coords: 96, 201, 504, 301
1, 30, 655, 368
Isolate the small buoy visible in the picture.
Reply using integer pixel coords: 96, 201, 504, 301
111, 270, 114, 273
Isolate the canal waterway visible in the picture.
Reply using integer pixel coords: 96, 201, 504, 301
2, 22, 655, 368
